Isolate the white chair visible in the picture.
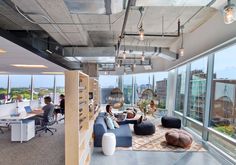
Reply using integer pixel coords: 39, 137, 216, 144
102, 133, 116, 155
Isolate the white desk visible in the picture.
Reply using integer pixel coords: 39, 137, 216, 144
0, 113, 36, 143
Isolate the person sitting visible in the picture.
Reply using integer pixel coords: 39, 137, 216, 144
54, 94, 65, 121
105, 104, 142, 125
35, 96, 54, 125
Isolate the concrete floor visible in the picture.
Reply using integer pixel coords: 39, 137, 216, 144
91, 148, 224, 165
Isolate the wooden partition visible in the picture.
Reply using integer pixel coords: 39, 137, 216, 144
65, 71, 96, 165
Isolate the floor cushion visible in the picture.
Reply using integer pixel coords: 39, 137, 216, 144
165, 129, 193, 148
134, 120, 155, 135
161, 116, 181, 128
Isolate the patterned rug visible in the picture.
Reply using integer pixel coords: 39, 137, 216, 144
118, 125, 206, 152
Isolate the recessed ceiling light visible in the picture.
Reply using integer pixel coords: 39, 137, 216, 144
0, 49, 7, 53
11, 64, 48, 68
42, 72, 64, 75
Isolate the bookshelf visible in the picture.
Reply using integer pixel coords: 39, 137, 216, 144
89, 78, 100, 120
65, 71, 94, 165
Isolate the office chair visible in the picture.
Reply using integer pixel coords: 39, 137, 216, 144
58, 108, 65, 122
0, 127, 3, 134
36, 105, 57, 136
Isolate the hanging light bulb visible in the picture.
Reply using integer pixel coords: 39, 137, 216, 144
123, 51, 126, 59
117, 62, 120, 68
178, 25, 184, 57
223, 0, 236, 24
139, 25, 144, 41
133, 63, 136, 68
141, 52, 145, 62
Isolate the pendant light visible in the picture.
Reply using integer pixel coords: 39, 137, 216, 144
223, 0, 236, 24
178, 25, 184, 57
123, 36, 127, 59
139, 23, 144, 41
141, 51, 145, 62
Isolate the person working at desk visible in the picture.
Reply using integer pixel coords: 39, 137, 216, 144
54, 94, 65, 121
35, 96, 54, 125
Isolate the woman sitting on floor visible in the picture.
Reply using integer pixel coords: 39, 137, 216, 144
105, 104, 143, 125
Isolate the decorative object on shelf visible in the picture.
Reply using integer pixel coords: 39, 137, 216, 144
108, 88, 124, 109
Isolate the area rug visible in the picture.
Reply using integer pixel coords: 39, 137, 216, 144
118, 125, 206, 152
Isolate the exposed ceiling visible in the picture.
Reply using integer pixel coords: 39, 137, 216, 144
0, 0, 222, 74
0, 36, 66, 74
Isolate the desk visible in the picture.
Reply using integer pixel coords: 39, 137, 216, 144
0, 113, 36, 143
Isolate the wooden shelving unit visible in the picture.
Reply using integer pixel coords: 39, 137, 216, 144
65, 71, 95, 165
89, 78, 100, 120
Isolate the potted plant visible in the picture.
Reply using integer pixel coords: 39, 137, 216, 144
138, 99, 150, 119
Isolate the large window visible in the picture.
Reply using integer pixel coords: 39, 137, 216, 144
187, 57, 208, 122
123, 75, 133, 105
55, 75, 65, 104
175, 65, 186, 113
99, 75, 118, 104
33, 75, 54, 101
134, 73, 153, 104
154, 72, 168, 109
209, 44, 236, 158
9, 75, 31, 102
0, 75, 8, 104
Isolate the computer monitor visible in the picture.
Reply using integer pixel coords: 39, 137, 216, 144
24, 106, 32, 113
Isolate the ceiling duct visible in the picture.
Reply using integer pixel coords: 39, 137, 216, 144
63, 46, 116, 63
158, 48, 178, 61
64, 0, 124, 15
135, 0, 215, 6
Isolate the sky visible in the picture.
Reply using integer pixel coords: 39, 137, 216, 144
0, 75, 65, 88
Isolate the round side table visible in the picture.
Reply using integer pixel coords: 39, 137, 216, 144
102, 133, 116, 155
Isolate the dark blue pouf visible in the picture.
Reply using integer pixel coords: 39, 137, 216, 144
161, 116, 181, 129
134, 120, 155, 135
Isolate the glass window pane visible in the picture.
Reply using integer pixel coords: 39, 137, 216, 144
134, 73, 153, 104
187, 57, 208, 123
175, 65, 186, 113
33, 75, 54, 101
210, 44, 236, 157
9, 75, 31, 102
154, 72, 168, 109
55, 75, 65, 104
0, 75, 8, 104
123, 75, 133, 106
99, 75, 118, 104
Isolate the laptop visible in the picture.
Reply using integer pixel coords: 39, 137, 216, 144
24, 106, 33, 113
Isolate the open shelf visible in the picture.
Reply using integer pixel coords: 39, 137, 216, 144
65, 71, 95, 165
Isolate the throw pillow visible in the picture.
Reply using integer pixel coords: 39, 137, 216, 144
113, 120, 120, 128
105, 116, 115, 129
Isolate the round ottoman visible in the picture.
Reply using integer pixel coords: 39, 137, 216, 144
102, 133, 116, 155
161, 116, 181, 129
165, 129, 193, 148
134, 120, 155, 135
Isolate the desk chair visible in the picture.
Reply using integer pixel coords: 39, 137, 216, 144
0, 127, 3, 134
58, 108, 65, 122
36, 106, 57, 136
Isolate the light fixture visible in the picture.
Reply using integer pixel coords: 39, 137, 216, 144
0, 48, 7, 53
137, 7, 145, 41
133, 63, 136, 68
178, 25, 184, 57
141, 51, 145, 62
223, 0, 236, 24
117, 62, 120, 68
104, 71, 107, 75
123, 51, 126, 60
46, 49, 53, 54
11, 64, 48, 68
139, 24, 144, 41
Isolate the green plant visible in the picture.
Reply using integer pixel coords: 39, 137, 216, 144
138, 99, 150, 113
215, 125, 235, 137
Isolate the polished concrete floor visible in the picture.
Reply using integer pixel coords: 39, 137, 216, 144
91, 148, 224, 165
